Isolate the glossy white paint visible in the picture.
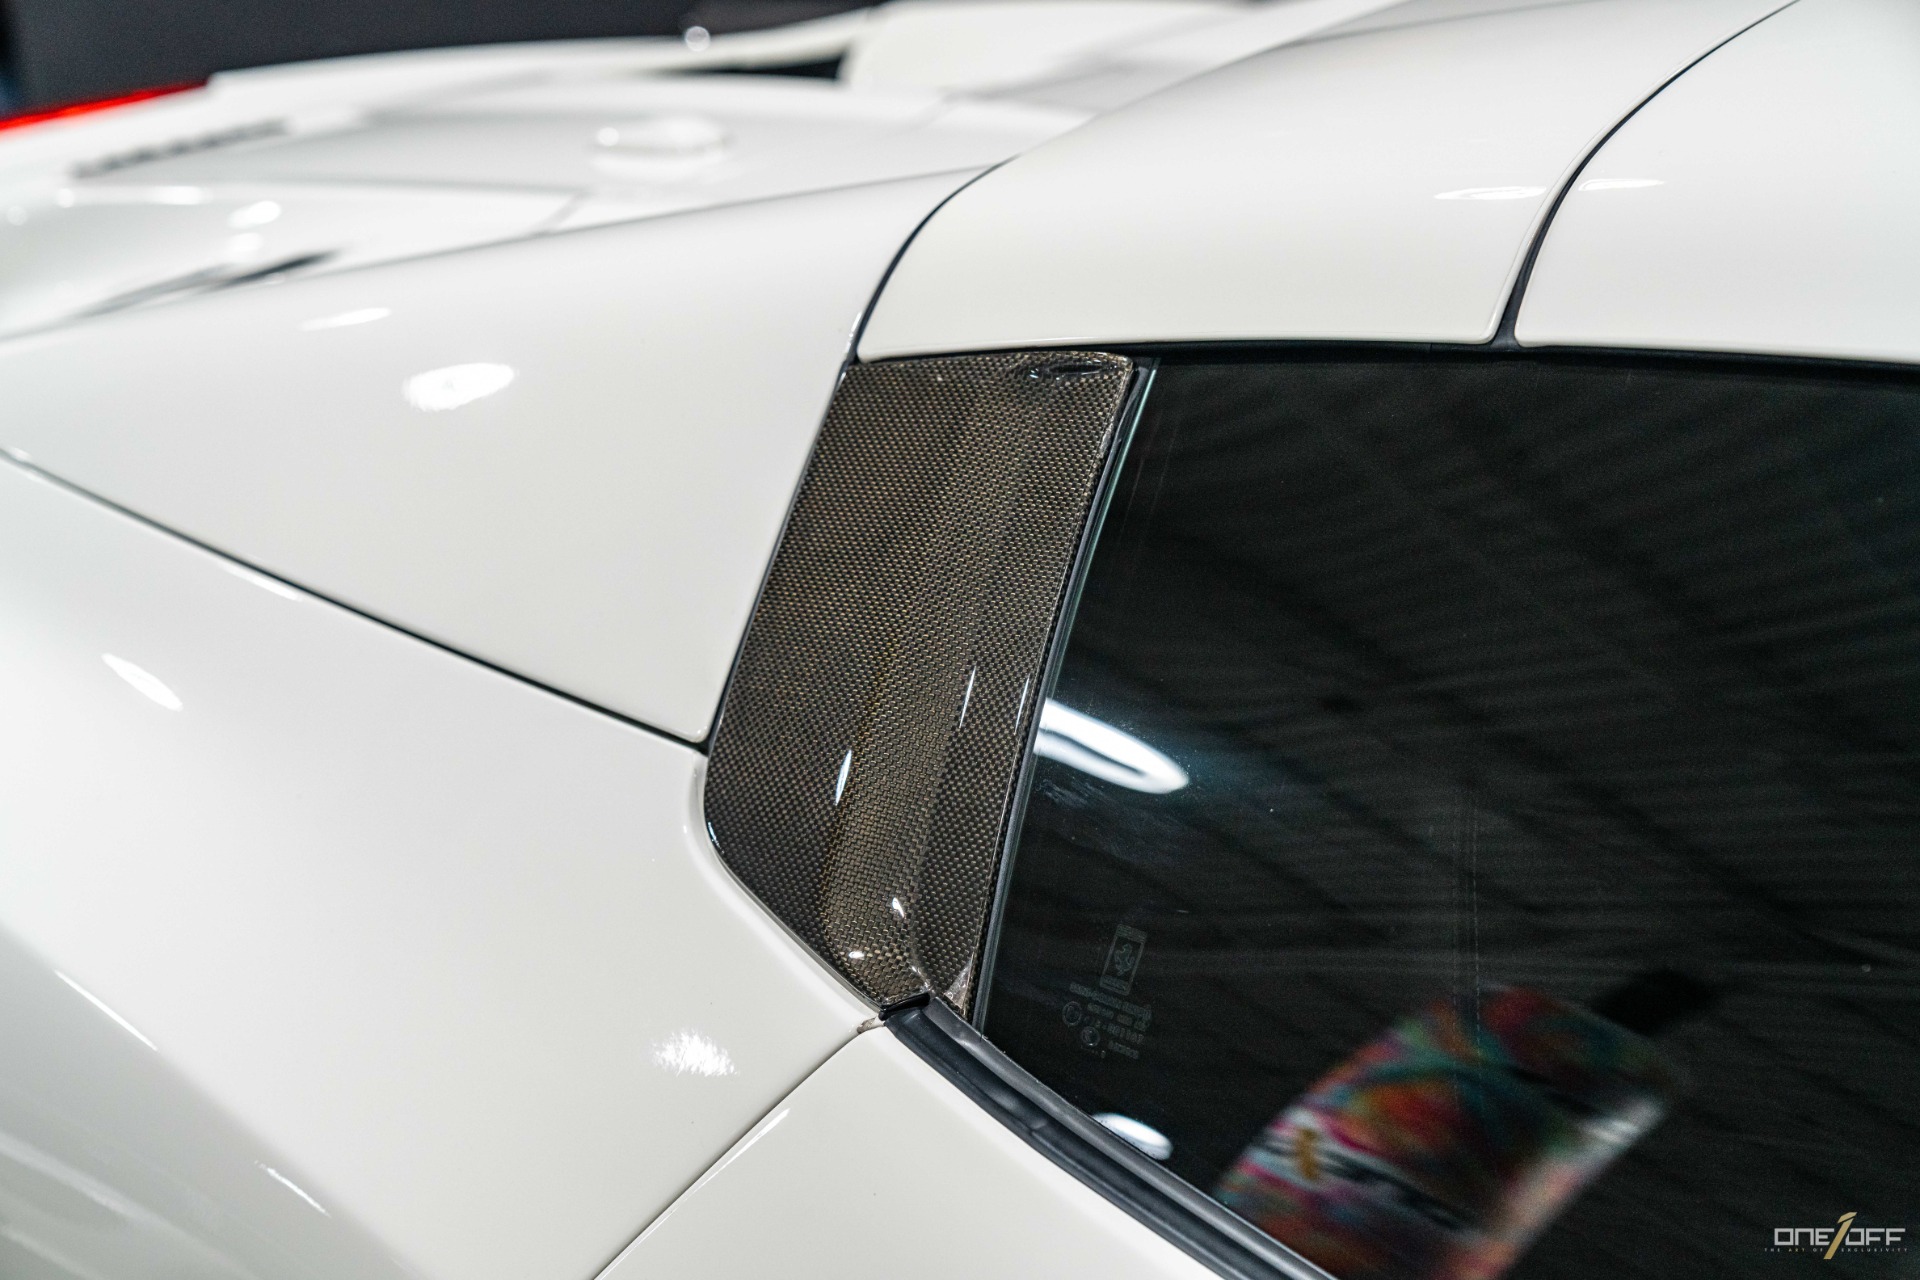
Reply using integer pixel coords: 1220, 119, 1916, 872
0, 926, 412, 1280
0, 172, 970, 740
1516, 0, 1920, 365
0, 456, 870, 1280
555, 94, 1079, 229
841, 0, 1233, 93
858, 0, 1789, 358
0, 12, 871, 157
982, 0, 1428, 111
598, 1028, 1214, 1280
0, 16, 874, 181
0, 65, 1082, 337
6, 1, 1627, 344
1326, 0, 1600, 35
0, 181, 569, 338
102, 76, 1081, 211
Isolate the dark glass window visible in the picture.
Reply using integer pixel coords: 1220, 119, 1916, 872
984, 355, 1920, 1280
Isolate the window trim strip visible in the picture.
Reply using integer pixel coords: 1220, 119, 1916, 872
970, 360, 1159, 1030
888, 999, 1336, 1280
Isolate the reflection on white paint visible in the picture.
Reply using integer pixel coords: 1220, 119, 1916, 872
229, 199, 282, 229
1036, 700, 1187, 794
403, 362, 515, 413
651, 1030, 737, 1077
0, 1128, 142, 1228
55, 186, 207, 207
596, 113, 730, 157
1434, 186, 1546, 201
102, 654, 182, 711
301, 306, 392, 332
221, 562, 302, 601
299, 306, 391, 332
630, 1107, 787, 1248
260, 1164, 330, 1216
56, 972, 156, 1050
1579, 177, 1665, 192
1093, 1113, 1173, 1161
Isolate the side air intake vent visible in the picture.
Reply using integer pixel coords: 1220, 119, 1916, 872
704, 351, 1136, 1011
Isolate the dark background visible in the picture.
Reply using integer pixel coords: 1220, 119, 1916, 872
0, 0, 861, 111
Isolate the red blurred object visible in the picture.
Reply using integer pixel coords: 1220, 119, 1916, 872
0, 83, 203, 134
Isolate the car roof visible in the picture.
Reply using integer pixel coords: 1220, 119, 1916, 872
1517, 0, 1920, 365
861, 0, 1885, 359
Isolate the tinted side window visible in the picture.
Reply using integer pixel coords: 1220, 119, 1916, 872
984, 357, 1920, 1280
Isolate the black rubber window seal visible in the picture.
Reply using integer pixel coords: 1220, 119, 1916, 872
888, 999, 1337, 1280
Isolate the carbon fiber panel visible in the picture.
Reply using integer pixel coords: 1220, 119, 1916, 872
704, 351, 1133, 1010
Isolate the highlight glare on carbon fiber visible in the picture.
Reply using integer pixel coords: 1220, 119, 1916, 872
703, 351, 1134, 1010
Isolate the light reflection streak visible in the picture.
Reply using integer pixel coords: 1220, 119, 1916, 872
1094, 1112, 1173, 1161
102, 654, 182, 711
300, 306, 390, 332
56, 972, 156, 1050
402, 362, 515, 413
259, 1164, 330, 1216
1036, 700, 1188, 794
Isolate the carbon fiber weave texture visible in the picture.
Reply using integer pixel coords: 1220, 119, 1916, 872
704, 351, 1133, 1011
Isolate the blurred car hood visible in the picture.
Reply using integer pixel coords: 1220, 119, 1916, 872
0, 0, 1437, 338
0, 45, 1076, 337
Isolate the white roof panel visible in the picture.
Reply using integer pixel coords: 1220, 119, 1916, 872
1517, 0, 1920, 365
860, 0, 1790, 357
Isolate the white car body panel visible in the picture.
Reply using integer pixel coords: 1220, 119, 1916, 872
5, 1, 1911, 1278
0, 15, 874, 182
67, 77, 1078, 219
0, 173, 969, 741
972, 0, 1455, 112
1517, 0, 1920, 365
840, 0, 1236, 93
0, 182, 572, 338
0, 457, 869, 1280
598, 1028, 1215, 1280
857, 0, 1790, 358
0, 73, 1080, 342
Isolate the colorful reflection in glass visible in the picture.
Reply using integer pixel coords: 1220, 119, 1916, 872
1216, 988, 1680, 1280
